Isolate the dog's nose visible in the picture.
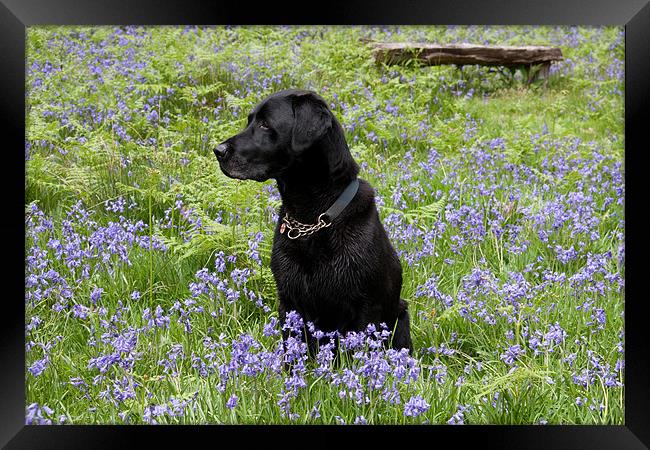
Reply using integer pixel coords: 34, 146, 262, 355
214, 143, 229, 160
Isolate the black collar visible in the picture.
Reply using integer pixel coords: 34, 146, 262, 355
280, 178, 359, 239
321, 178, 360, 222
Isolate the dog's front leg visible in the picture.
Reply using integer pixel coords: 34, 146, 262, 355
278, 296, 322, 363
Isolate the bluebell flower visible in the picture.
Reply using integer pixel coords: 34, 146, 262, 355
500, 344, 524, 366
404, 395, 430, 417
28, 356, 49, 377
72, 304, 90, 319
226, 394, 238, 410
263, 317, 280, 337
90, 287, 104, 304
26, 403, 55, 425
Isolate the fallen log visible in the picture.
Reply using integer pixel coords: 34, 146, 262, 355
370, 42, 563, 84
371, 42, 563, 67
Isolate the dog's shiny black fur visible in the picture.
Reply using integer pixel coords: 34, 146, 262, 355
215, 89, 412, 353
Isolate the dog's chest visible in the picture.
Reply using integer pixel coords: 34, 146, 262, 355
270, 235, 360, 301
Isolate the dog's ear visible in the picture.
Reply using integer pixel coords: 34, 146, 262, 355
290, 91, 332, 153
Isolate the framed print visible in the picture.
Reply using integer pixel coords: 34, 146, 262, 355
2, 0, 648, 448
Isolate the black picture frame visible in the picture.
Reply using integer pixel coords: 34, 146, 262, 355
2, 1, 648, 448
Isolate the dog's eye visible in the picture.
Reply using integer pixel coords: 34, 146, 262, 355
259, 121, 269, 130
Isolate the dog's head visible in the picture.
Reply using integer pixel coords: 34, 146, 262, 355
214, 89, 333, 181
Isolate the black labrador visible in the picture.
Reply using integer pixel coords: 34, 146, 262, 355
214, 89, 412, 353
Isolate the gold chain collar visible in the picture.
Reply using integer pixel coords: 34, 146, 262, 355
278, 179, 359, 240
280, 212, 331, 239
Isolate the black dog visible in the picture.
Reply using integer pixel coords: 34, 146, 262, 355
214, 89, 412, 353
